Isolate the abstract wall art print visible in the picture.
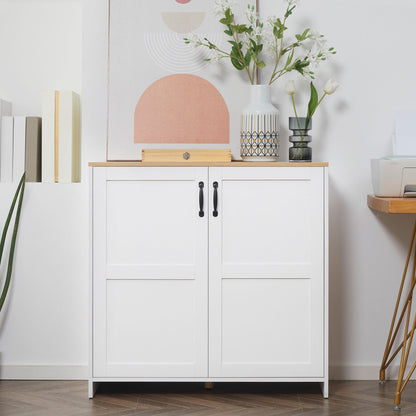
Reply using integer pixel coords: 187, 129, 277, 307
107, 0, 253, 160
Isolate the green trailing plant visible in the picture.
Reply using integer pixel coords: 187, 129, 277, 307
0, 173, 26, 313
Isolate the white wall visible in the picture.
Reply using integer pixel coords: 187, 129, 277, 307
0, 0, 86, 379
260, 0, 416, 378
284, 0, 416, 378
0, 0, 415, 380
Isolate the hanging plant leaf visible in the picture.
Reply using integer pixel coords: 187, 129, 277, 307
0, 172, 26, 313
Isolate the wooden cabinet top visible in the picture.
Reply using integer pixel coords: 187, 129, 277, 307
89, 161, 329, 167
367, 195, 416, 214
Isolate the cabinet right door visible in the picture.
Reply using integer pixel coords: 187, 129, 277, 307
209, 166, 326, 378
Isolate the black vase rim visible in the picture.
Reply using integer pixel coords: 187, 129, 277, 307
289, 116, 312, 130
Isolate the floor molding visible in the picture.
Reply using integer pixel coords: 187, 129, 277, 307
0, 365, 88, 380
0, 364, 414, 381
330, 364, 416, 380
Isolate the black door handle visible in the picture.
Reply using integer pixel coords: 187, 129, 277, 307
213, 182, 218, 217
199, 182, 204, 217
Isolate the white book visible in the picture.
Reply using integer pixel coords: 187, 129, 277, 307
41, 90, 56, 183
0, 116, 13, 182
25, 117, 42, 182
58, 90, 80, 183
13, 116, 26, 182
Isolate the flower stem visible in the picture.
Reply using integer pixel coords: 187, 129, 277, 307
268, 5, 290, 85
291, 95, 299, 120
291, 94, 304, 142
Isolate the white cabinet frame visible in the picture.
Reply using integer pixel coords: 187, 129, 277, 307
89, 164, 328, 399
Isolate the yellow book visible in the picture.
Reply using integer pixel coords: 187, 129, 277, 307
58, 91, 80, 183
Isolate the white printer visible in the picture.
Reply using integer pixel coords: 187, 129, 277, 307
371, 111, 416, 197
371, 157, 416, 197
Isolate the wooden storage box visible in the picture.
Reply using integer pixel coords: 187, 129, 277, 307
142, 149, 231, 163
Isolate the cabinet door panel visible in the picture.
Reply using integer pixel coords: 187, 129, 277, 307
209, 167, 325, 377
222, 179, 314, 266
107, 280, 200, 365
106, 180, 196, 266
92, 167, 208, 378
221, 279, 312, 363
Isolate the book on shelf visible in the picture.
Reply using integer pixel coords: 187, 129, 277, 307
25, 117, 42, 182
13, 117, 26, 182
41, 90, 56, 183
58, 90, 80, 183
1, 116, 42, 183
41, 90, 80, 183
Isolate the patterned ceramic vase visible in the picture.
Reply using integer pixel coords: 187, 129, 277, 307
240, 85, 279, 161
289, 116, 312, 162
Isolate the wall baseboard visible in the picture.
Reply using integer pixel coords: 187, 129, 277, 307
0, 364, 413, 381
0, 365, 88, 380
330, 365, 416, 380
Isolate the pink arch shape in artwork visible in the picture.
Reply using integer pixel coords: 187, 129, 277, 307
134, 74, 229, 144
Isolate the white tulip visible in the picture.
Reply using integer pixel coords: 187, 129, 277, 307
285, 80, 296, 95
323, 78, 339, 95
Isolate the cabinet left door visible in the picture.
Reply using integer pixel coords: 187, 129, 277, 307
91, 167, 209, 378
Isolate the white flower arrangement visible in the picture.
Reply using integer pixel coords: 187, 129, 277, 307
185, 0, 336, 85
285, 78, 339, 129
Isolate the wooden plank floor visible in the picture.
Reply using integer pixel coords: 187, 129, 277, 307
1, 380, 416, 415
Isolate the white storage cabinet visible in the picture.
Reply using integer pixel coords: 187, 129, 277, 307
89, 163, 328, 398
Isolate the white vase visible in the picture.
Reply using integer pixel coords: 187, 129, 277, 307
240, 84, 279, 161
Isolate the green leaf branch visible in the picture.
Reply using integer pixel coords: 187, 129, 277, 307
185, 0, 336, 85
0, 173, 26, 313
186, 4, 264, 84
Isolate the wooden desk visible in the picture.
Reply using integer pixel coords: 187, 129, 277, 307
367, 195, 416, 214
368, 195, 416, 410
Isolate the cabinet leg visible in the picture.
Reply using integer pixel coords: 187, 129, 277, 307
88, 381, 99, 398
319, 381, 329, 398
204, 382, 214, 390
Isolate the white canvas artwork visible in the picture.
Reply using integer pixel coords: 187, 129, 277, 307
107, 0, 252, 160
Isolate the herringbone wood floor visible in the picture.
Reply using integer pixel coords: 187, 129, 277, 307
1, 380, 416, 416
